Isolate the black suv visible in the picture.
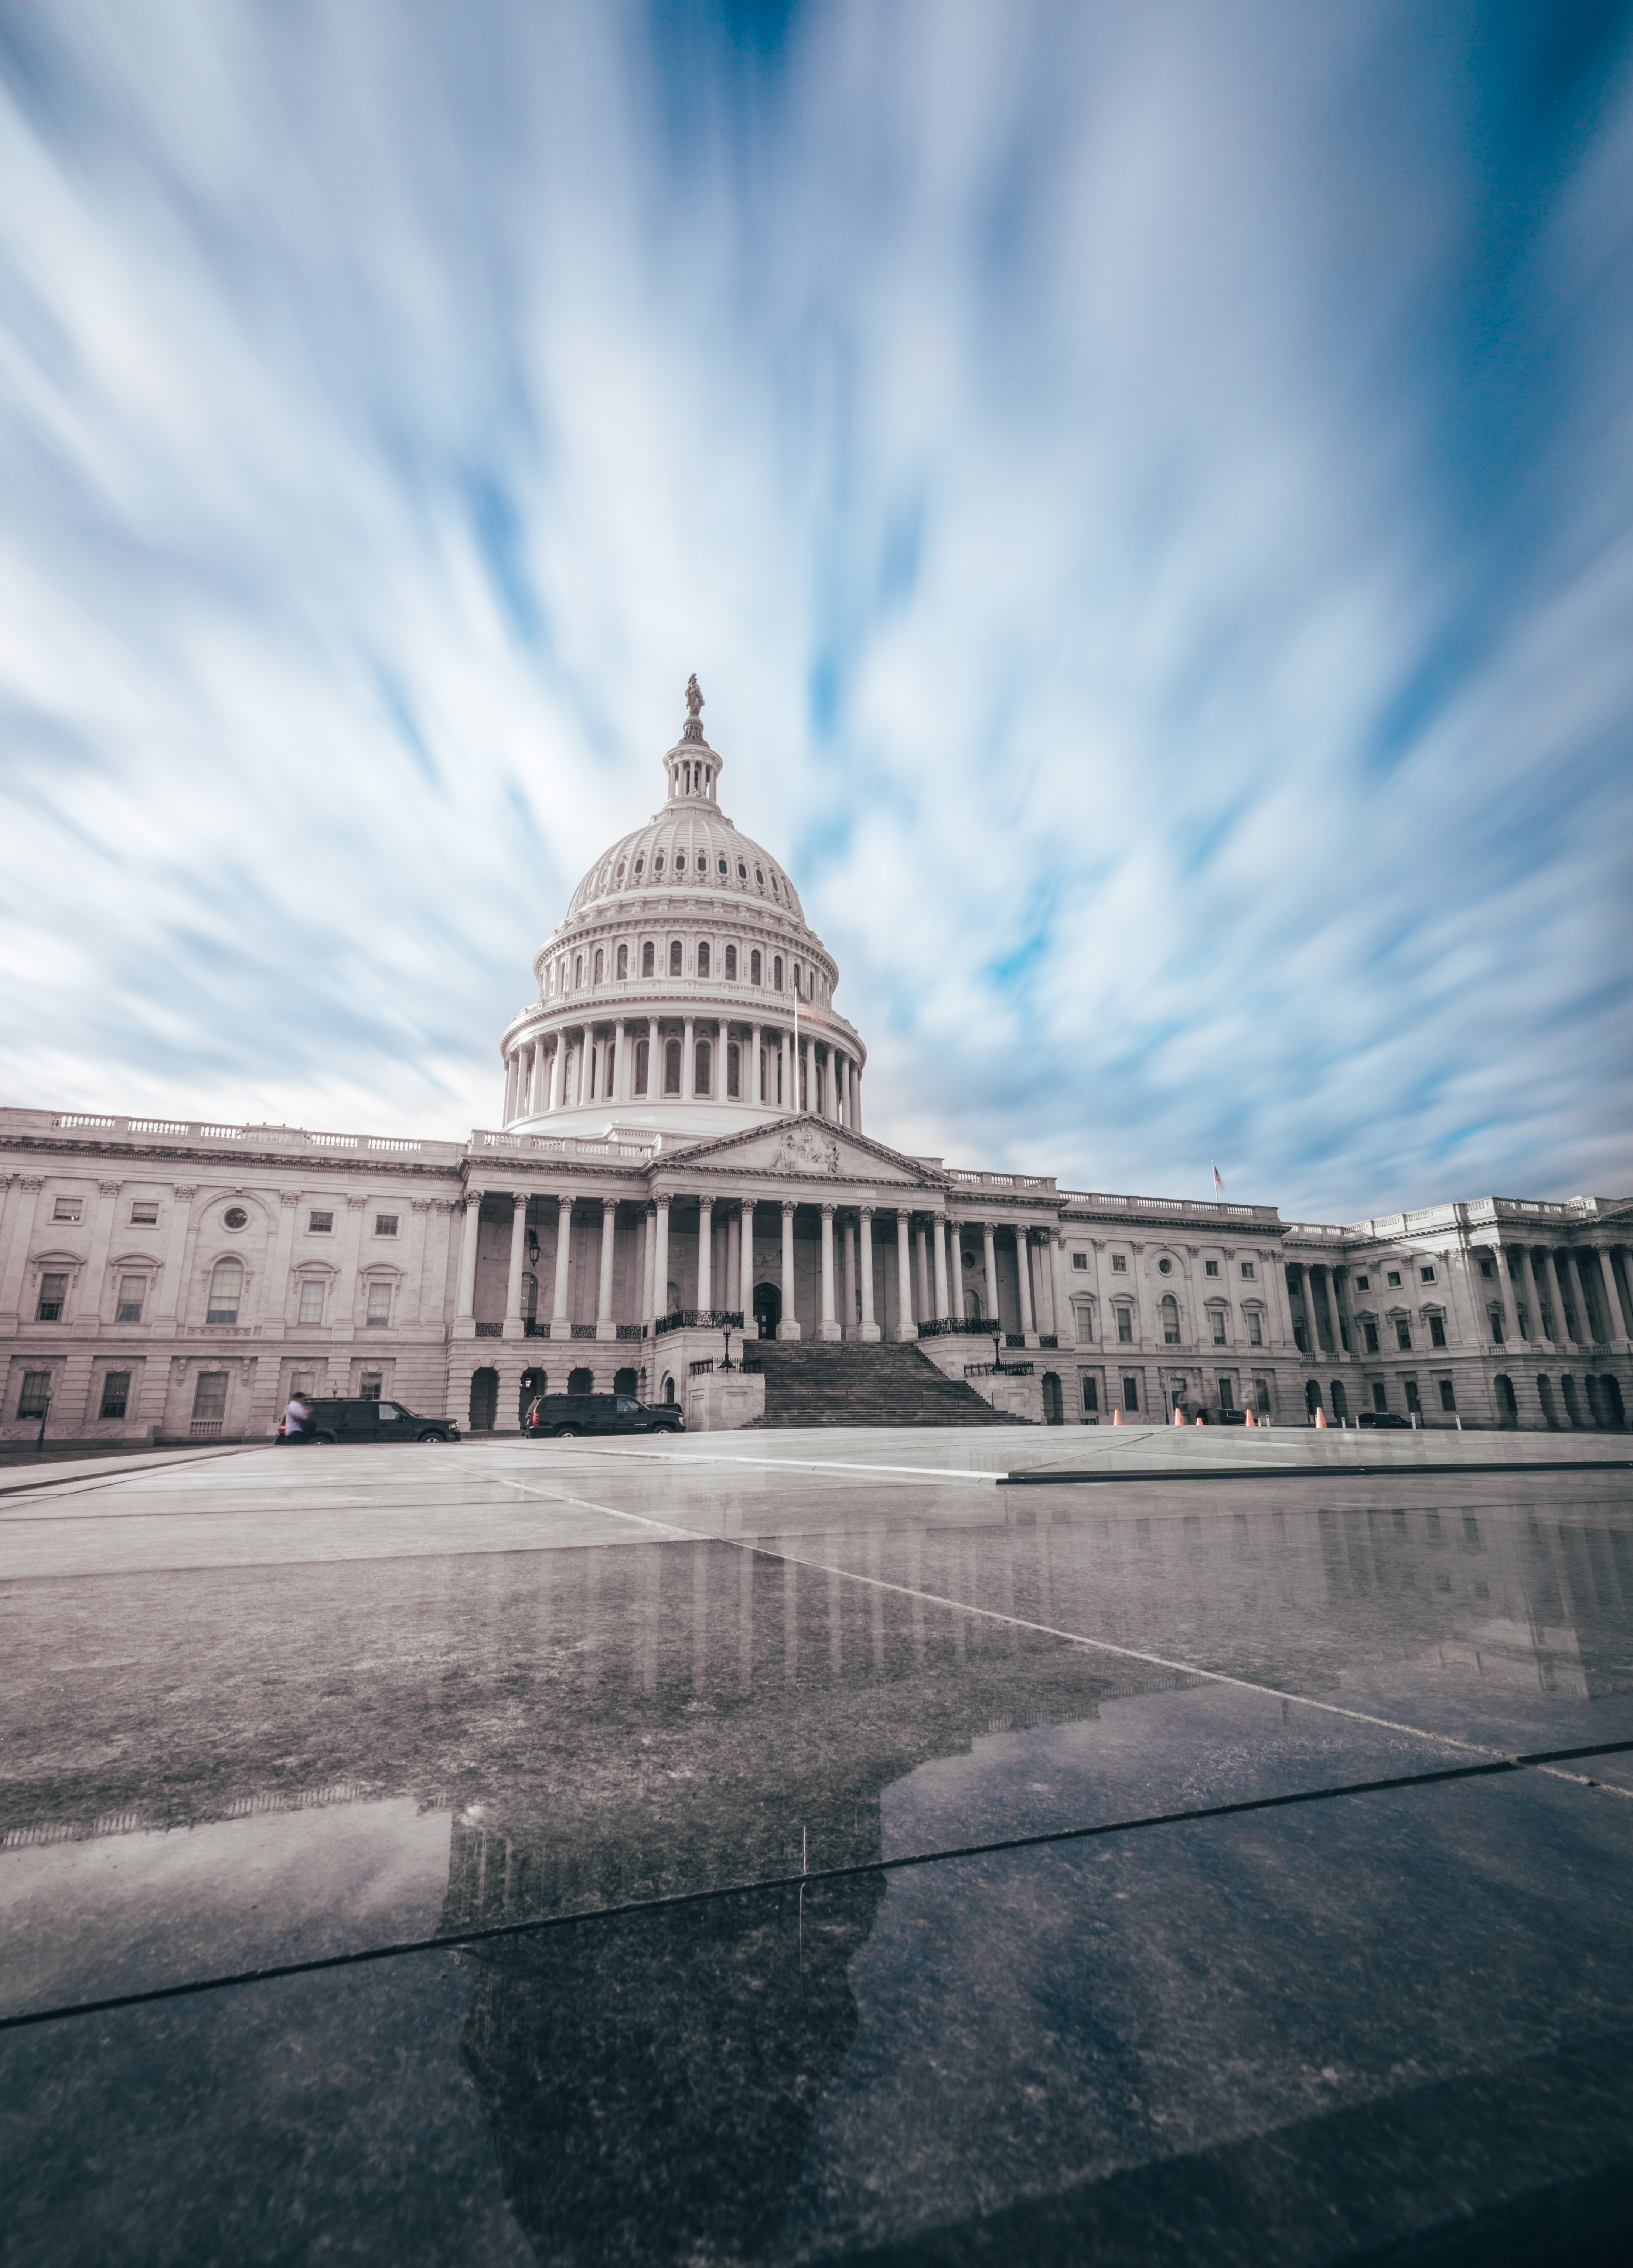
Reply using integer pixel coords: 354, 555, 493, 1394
296, 1398, 461, 1445
1357, 1410, 1414, 1430
526, 1393, 684, 1439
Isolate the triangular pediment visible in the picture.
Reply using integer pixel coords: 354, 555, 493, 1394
661, 1115, 937, 1187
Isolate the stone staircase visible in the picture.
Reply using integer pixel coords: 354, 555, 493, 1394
746, 1339, 1023, 1429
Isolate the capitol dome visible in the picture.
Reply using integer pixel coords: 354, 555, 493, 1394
496, 681, 867, 1144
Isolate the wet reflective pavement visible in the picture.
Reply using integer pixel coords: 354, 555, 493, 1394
3, 1434, 1632, 2265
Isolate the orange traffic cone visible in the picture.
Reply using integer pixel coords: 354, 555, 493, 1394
1315, 1405, 1327, 1428
1112, 1406, 1122, 1424
1245, 1408, 1257, 1426
1172, 1405, 1184, 1426
1195, 1414, 1204, 1425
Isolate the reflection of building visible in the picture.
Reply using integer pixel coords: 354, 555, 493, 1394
2, 682, 1629, 1442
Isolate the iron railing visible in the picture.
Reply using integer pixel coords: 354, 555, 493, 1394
917, 1317, 992, 1337
654, 1309, 744, 1337
474, 1322, 502, 1338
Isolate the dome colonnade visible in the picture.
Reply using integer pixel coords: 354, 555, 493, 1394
498, 681, 864, 1142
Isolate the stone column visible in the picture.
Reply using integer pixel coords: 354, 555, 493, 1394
980, 1221, 998, 1327
269, 1192, 299, 1332
1035, 1231, 1057, 1338
642, 1016, 657, 1102
1016, 1228, 1036, 1338
931, 1212, 950, 1320
1512, 1246, 1543, 1338
851, 1065, 862, 1133
1543, 1247, 1579, 1342
547, 1038, 563, 1113
819, 1204, 841, 1339
551, 1197, 573, 1329
454, 1194, 481, 1329
501, 1191, 530, 1337
738, 1201, 754, 1326
894, 1212, 917, 1341
726, 1205, 741, 1315
946, 1217, 961, 1320
652, 1197, 671, 1323
778, 1201, 800, 1338
914, 1219, 930, 1323
642, 1203, 657, 1326
842, 1216, 857, 1336
75, 1181, 121, 1327
696, 1196, 713, 1311
1589, 1247, 1623, 1343
858, 1208, 879, 1339
750, 1022, 763, 1105
1487, 1244, 1522, 1348
683, 1015, 696, 1103
1609, 1245, 1633, 1338
594, 1198, 618, 1338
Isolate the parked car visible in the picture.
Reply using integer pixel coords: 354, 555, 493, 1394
1357, 1410, 1413, 1429
526, 1393, 685, 1439
293, 1398, 461, 1444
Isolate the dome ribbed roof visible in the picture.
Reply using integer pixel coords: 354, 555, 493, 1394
564, 811, 806, 925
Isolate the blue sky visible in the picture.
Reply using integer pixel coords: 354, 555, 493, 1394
1, 0, 1630, 1219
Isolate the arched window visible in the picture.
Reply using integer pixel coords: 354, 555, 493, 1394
592, 948, 603, 984
773, 955, 783, 990
695, 1040, 711, 1095
675, 850, 686, 873
635, 1039, 650, 1095
654, 852, 665, 874
664, 1374, 676, 1405
642, 941, 655, 977
573, 953, 583, 987
698, 942, 710, 978
616, 943, 628, 980
727, 1042, 740, 1098
750, 949, 761, 985
793, 962, 801, 994
207, 1258, 243, 1324
1160, 1294, 1180, 1343
669, 940, 683, 975
664, 1039, 682, 1094
724, 945, 737, 980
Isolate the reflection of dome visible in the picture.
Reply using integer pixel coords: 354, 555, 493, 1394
497, 681, 866, 1143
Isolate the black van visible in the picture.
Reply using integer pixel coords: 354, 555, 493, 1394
525, 1393, 684, 1439
296, 1398, 461, 1445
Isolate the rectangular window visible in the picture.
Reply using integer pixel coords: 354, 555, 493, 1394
1111, 1254, 1128, 1273
1254, 1375, 1271, 1414
1122, 1375, 1140, 1412
1395, 1319, 1412, 1351
1419, 1266, 1435, 1283
308, 1211, 333, 1234
1240, 1261, 1255, 1280
695, 1040, 711, 1095
52, 1198, 83, 1223
1363, 1320, 1378, 1354
725, 945, 737, 980
1071, 1251, 1088, 1271
374, 1215, 398, 1238
130, 1201, 160, 1225
1082, 1376, 1099, 1413
1429, 1314, 1446, 1347
1205, 1260, 1220, 1278
635, 1039, 650, 1096
1074, 1303, 1093, 1343
1248, 1311, 1263, 1346
1354, 1274, 1369, 1291
1387, 1270, 1401, 1288
1438, 1379, 1457, 1411
288, 1367, 316, 1399
1372, 1381, 1388, 1411
297, 1280, 325, 1326
116, 1275, 145, 1323
727, 1043, 740, 1099
99, 1371, 131, 1419
191, 1373, 228, 1422
366, 1282, 392, 1326
17, 1370, 52, 1419
1211, 1311, 1227, 1344
1116, 1307, 1133, 1343
1404, 1377, 1422, 1415
1479, 1259, 1494, 1279
1217, 1377, 1234, 1409
1487, 1304, 1504, 1343
36, 1273, 68, 1322
358, 1370, 383, 1400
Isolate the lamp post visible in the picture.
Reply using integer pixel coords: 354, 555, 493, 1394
34, 1390, 50, 1455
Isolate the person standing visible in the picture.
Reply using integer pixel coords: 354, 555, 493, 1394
282, 1388, 313, 1445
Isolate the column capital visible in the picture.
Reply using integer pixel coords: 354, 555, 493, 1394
98, 1180, 122, 1196
601, 1194, 618, 1214
279, 1191, 300, 1208
20, 1176, 45, 1192
698, 1193, 714, 1211
345, 1195, 367, 1211
511, 1190, 529, 1207
859, 1203, 875, 1221
821, 1202, 835, 1220
655, 1193, 672, 1213
781, 1198, 797, 1217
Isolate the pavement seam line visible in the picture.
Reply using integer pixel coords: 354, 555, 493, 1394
18, 1746, 1633, 2035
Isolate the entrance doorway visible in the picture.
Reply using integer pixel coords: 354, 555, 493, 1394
468, 1367, 497, 1431
1041, 1372, 1063, 1425
614, 1367, 638, 1396
568, 1367, 593, 1394
753, 1282, 781, 1339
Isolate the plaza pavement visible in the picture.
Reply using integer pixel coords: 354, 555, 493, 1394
3, 1427, 1632, 2265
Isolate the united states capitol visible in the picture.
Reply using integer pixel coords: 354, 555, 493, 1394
3, 681, 1628, 1447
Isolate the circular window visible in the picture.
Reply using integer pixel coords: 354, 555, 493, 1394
675, 851, 687, 872
737, 860, 747, 879
223, 1207, 249, 1231
755, 866, 764, 886
1158, 1257, 1172, 1275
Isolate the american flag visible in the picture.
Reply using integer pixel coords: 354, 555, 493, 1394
1213, 1162, 1225, 1198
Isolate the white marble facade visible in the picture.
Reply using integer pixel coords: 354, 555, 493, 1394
3, 689, 1629, 1442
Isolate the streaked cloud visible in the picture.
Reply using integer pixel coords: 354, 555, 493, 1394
1, 0, 1629, 1217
